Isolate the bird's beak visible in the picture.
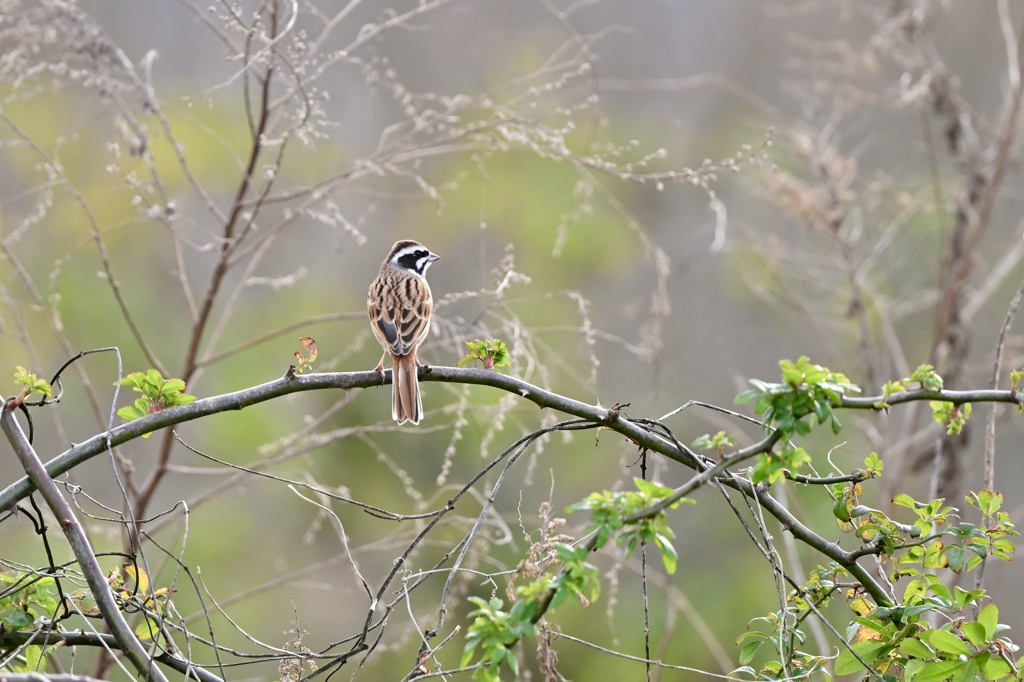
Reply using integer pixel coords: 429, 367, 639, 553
429, 253, 440, 262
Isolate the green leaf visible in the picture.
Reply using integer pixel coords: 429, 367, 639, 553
898, 637, 935, 659
922, 629, 971, 657
952, 586, 986, 610
738, 639, 762, 665
135, 616, 160, 641
915, 659, 965, 682
23, 644, 45, 673
951, 658, 978, 682
734, 388, 761, 405
117, 405, 146, 421
992, 538, 1015, 560
633, 477, 672, 498
656, 535, 678, 574
980, 655, 1011, 681
928, 579, 953, 604
505, 651, 520, 677
977, 603, 999, 641
892, 493, 918, 510
945, 545, 967, 573
834, 641, 889, 676
2, 609, 34, 630
814, 399, 830, 425
833, 495, 852, 524
460, 643, 478, 668
161, 378, 186, 394
961, 621, 987, 648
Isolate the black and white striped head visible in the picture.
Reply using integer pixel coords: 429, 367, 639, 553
386, 240, 439, 278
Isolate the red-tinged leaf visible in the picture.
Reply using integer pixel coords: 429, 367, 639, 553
299, 336, 318, 361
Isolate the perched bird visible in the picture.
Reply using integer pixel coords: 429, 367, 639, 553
367, 240, 440, 424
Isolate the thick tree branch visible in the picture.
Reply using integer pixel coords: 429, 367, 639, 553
0, 366, 701, 512
0, 631, 223, 682
6, 364, 1002, 618
5, 365, 1020, 515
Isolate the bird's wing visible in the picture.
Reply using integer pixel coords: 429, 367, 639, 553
368, 279, 432, 357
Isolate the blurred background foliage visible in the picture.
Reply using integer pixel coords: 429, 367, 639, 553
3, 1, 1024, 680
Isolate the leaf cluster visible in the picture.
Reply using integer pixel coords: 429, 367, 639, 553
461, 478, 687, 679
292, 336, 318, 374
116, 370, 196, 436
458, 339, 511, 371
736, 609, 831, 680
838, 594, 1017, 681
0, 573, 62, 674
0, 561, 178, 673
737, 356, 860, 437
461, 545, 599, 681
10, 366, 52, 406
691, 430, 736, 457
736, 357, 859, 483
738, 502, 1020, 682
1, 573, 59, 634
567, 478, 689, 575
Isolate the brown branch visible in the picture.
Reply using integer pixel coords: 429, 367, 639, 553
930, 13, 1024, 368
132, 5, 281, 527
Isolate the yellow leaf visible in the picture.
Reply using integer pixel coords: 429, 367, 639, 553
123, 565, 150, 593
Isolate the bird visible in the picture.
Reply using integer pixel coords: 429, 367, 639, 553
367, 240, 440, 424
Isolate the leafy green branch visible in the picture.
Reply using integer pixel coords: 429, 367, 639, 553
737, 356, 860, 437
736, 487, 1019, 681
733, 356, 858, 483
461, 478, 687, 680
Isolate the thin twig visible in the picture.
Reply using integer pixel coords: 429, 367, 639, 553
1, 403, 170, 682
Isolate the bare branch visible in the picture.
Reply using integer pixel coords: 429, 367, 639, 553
0, 402, 170, 682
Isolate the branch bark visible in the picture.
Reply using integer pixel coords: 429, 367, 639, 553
5, 365, 1021, 515
0, 631, 223, 682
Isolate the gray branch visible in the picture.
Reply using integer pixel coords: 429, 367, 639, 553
1, 403, 170, 682
5, 364, 1015, 623
0, 631, 222, 682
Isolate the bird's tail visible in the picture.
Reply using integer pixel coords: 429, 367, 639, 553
392, 353, 422, 425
